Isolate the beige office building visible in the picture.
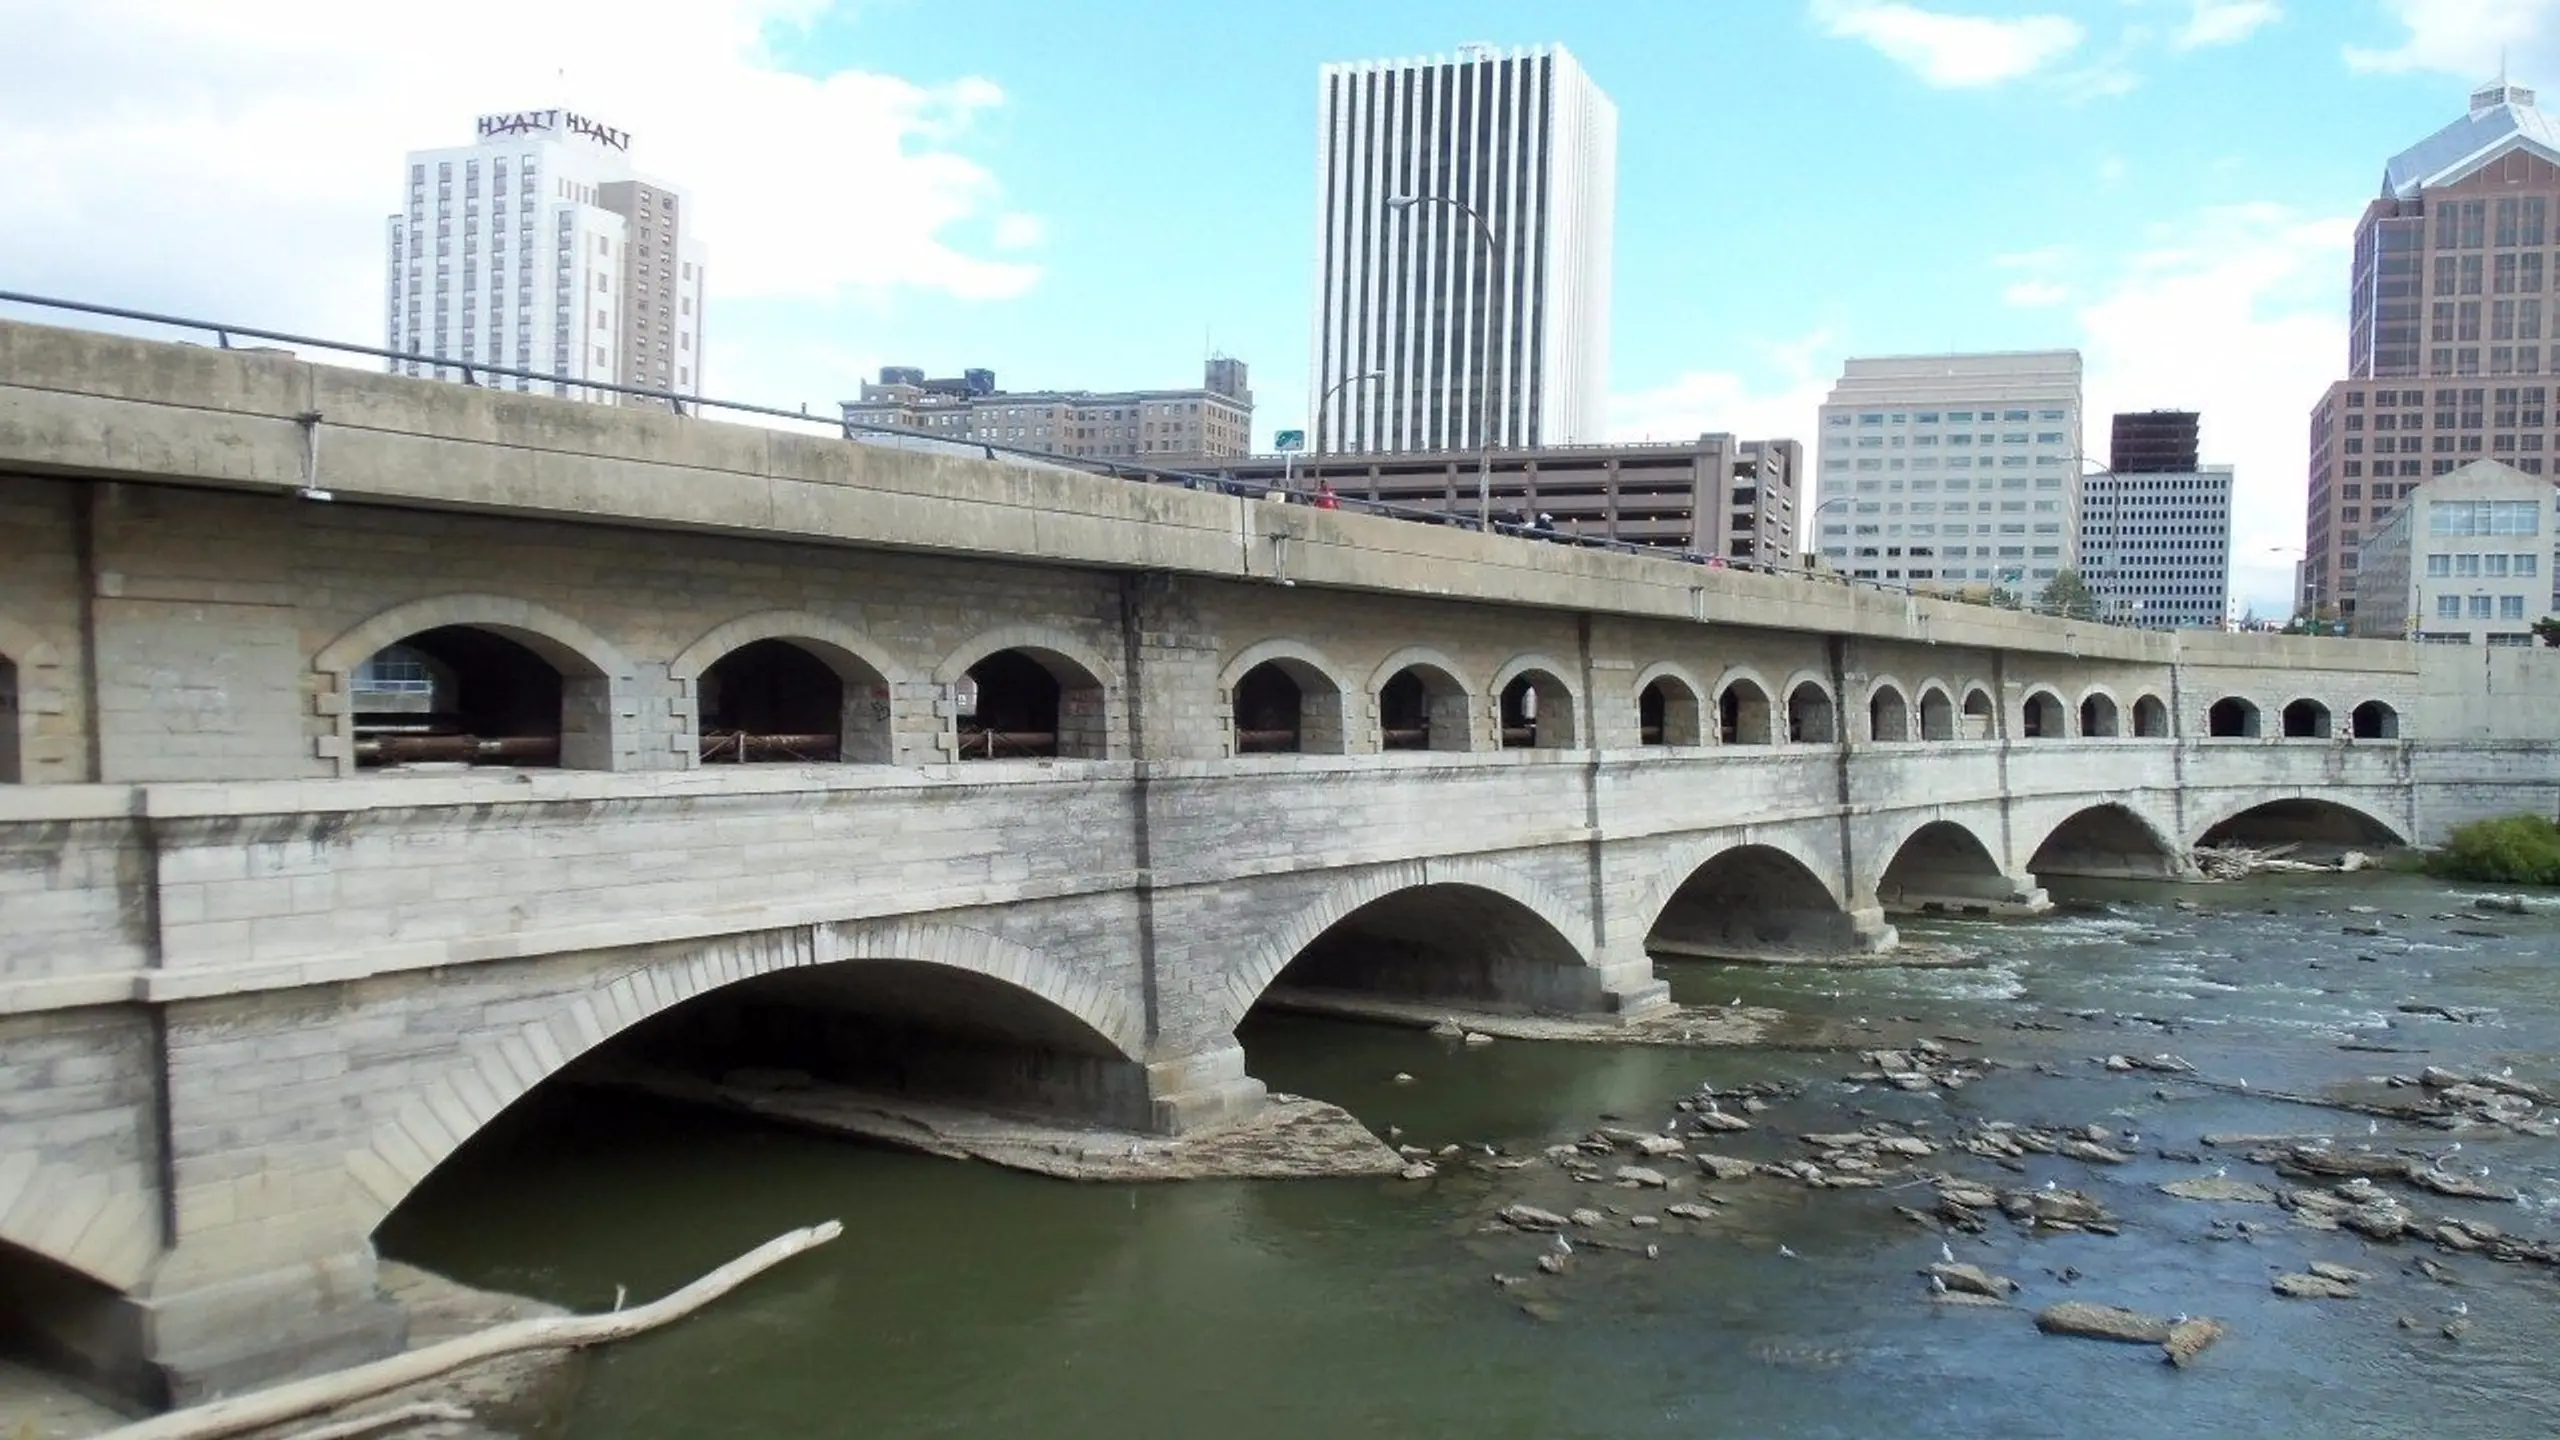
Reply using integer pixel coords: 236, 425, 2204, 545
1195, 434, 1801, 564
840, 358, 1252, 464
2352, 459, 2552, 644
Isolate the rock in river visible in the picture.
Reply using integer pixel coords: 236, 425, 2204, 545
1499, 1203, 1570, 1232
1615, 1165, 1671, 1188
2272, 1272, 2360, 1299
2036, 1302, 2175, 1344
2162, 1317, 2226, 1368
1926, 1262, 2019, 1298
2160, 1177, 2277, 1204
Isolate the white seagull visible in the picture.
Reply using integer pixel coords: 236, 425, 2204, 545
1940, 1241, 1956, 1264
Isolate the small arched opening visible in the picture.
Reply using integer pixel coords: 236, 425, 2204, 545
2198, 800, 2405, 850
1917, 686, 1956, 742
696, 638, 869, 764
2207, 697, 2261, 738
1879, 820, 2028, 914
353, 626, 592, 769
1263, 882, 1595, 1014
1498, 669, 1577, 749
2351, 701, 2400, 740
1868, 684, 1911, 743
2281, 699, 2333, 740
1231, 659, 1349, 754
2132, 694, 2170, 738
2021, 689, 2068, 739
1787, 681, 1837, 744
1719, 680, 1773, 745
2079, 692, 2121, 739
957, 648, 1108, 760
1961, 687, 1996, 739
1646, 844, 1868, 961
2027, 803, 2186, 880
1638, 674, 1704, 746
1379, 663, 1472, 752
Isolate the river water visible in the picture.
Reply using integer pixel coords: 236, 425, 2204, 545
379, 873, 2560, 1439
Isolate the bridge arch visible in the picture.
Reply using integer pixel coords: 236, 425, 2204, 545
2020, 687, 2069, 739
1369, 646, 1479, 752
2077, 685, 2122, 739
1490, 653, 1583, 749
0, 610, 65, 784
935, 624, 1119, 761
2026, 802, 2188, 880
314, 593, 633, 773
1219, 638, 1354, 755
1915, 681, 1957, 741
1866, 676, 1912, 743
1637, 831, 1865, 961
2132, 692, 2171, 738
347, 920, 1143, 1234
2194, 797, 2407, 848
671, 611, 909, 765
1876, 817, 2014, 914
1715, 667, 1776, 745
1784, 673, 1837, 744
1217, 857, 1596, 1029
1633, 661, 1708, 746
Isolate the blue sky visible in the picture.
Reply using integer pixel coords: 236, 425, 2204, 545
4, 0, 2555, 613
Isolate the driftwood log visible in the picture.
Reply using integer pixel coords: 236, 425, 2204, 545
102, 1221, 843, 1440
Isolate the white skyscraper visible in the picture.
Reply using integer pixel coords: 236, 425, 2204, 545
385, 107, 707, 406
2081, 466, 2234, 629
1814, 352, 2085, 589
1309, 44, 1616, 454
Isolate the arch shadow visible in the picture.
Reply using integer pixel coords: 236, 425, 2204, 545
2132, 693, 2171, 738
347, 921, 1142, 1235
1643, 840, 1872, 961
1491, 653, 1582, 750
2195, 798, 2407, 849
673, 612, 910, 765
1221, 858, 1598, 1028
1916, 682, 1957, 742
1877, 818, 2033, 914
1867, 677, 1911, 743
2026, 803, 2188, 881
1717, 668, 1776, 746
936, 625, 1119, 761
1370, 647, 1480, 752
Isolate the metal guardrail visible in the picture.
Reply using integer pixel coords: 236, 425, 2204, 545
0, 289, 2207, 628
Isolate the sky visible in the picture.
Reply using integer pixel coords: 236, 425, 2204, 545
4, 0, 2558, 616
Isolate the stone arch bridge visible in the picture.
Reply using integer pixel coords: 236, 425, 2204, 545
0, 319, 2549, 1407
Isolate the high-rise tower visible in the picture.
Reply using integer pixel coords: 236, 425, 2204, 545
385, 107, 707, 406
2302, 79, 2560, 620
1309, 44, 1616, 454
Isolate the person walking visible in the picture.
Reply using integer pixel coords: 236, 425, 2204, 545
1314, 481, 1339, 510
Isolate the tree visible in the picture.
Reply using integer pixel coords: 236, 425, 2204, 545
2036, 568, 2100, 621
2535, 615, 2560, 648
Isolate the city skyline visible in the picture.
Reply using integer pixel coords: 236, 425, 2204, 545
5, 1, 2555, 618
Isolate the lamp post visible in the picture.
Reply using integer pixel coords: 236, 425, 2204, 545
1293, 369, 1383, 496
1386, 193, 1501, 530
1808, 495, 1855, 576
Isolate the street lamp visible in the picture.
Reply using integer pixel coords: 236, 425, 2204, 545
1387, 193, 1502, 530
1294, 369, 1383, 495
1808, 495, 1856, 575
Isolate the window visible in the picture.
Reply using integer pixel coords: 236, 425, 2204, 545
2519, 553, 2540, 577
2470, 595, 2496, 619
2502, 595, 2528, 620
2488, 553, 2511, 576
2438, 595, 2464, 618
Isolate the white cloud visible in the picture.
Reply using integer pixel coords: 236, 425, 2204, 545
0, 0, 1037, 401
990, 213, 1047, 252
2074, 203, 2354, 616
2344, 0, 2560, 76
1812, 1, 2085, 87
2175, 0, 2281, 50
2003, 279, 2070, 307
1608, 329, 1841, 450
